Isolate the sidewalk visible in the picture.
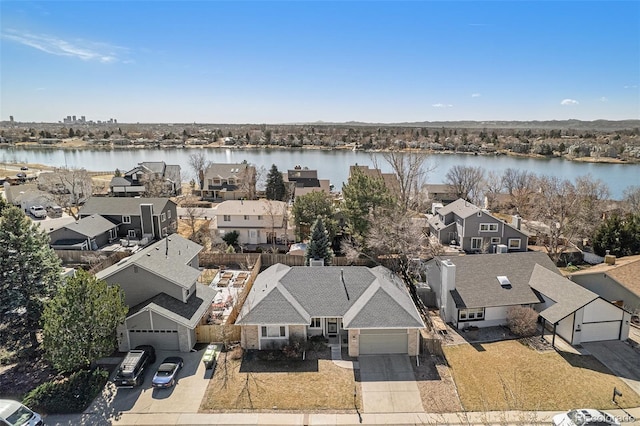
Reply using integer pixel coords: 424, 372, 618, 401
45, 407, 640, 425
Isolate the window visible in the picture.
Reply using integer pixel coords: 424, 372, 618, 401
128, 230, 136, 238
257, 215, 263, 220
167, 210, 171, 219
261, 325, 286, 338
490, 237, 501, 244
310, 318, 321, 328
213, 178, 221, 185
109, 228, 117, 240
223, 215, 231, 222
459, 308, 485, 321
471, 237, 483, 250
244, 215, 249, 220
479, 223, 498, 232
122, 215, 131, 224
161, 213, 166, 222
508, 238, 521, 249
228, 178, 236, 185
162, 227, 167, 236
477, 211, 482, 217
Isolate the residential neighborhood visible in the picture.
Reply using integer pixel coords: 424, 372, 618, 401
1, 150, 639, 426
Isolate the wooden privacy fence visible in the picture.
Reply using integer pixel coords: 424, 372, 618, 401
198, 252, 377, 269
195, 325, 241, 344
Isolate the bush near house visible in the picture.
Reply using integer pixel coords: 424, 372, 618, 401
507, 306, 539, 337
22, 368, 109, 414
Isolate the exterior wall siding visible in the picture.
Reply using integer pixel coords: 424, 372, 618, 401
408, 329, 420, 356
150, 311, 179, 330
178, 324, 193, 352
571, 274, 640, 313
103, 266, 183, 306
241, 325, 259, 350
289, 325, 307, 341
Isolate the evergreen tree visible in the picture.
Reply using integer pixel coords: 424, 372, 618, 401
342, 167, 394, 243
305, 217, 333, 266
593, 213, 640, 257
265, 164, 286, 201
0, 206, 62, 349
42, 270, 128, 372
292, 191, 336, 241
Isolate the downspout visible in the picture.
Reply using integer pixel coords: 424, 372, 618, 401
552, 323, 557, 348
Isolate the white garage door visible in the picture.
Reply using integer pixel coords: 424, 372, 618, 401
359, 329, 408, 355
581, 322, 621, 343
128, 330, 180, 350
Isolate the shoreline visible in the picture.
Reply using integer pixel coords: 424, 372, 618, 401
2, 142, 638, 165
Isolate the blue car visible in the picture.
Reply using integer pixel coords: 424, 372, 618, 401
151, 357, 183, 388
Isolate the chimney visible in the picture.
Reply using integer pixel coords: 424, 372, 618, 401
512, 215, 522, 230
604, 250, 616, 265
440, 259, 456, 323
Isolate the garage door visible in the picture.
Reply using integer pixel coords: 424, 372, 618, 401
581, 321, 621, 343
128, 330, 180, 350
359, 329, 408, 355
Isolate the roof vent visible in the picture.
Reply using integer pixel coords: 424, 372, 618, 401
497, 276, 512, 289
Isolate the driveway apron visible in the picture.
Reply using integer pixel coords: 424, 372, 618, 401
358, 355, 424, 413
582, 341, 640, 397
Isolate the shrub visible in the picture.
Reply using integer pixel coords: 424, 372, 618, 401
282, 338, 304, 359
229, 346, 243, 360
507, 306, 539, 337
22, 368, 109, 414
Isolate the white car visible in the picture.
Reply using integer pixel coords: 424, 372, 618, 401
0, 399, 43, 426
553, 408, 620, 426
29, 205, 47, 219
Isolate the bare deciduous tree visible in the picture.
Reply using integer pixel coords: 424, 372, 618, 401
501, 168, 537, 216
188, 152, 209, 191
574, 175, 610, 242
623, 185, 640, 213
377, 151, 432, 212
238, 163, 258, 200
482, 170, 504, 210
444, 165, 485, 205
38, 168, 92, 220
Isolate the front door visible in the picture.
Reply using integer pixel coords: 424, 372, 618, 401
327, 319, 338, 336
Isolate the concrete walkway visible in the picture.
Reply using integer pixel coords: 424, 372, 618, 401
358, 355, 423, 413
328, 344, 358, 370
44, 407, 640, 425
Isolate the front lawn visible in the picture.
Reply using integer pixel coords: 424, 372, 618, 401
200, 350, 360, 411
444, 340, 640, 411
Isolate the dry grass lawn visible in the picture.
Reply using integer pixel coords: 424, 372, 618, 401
200, 351, 360, 412
444, 340, 640, 411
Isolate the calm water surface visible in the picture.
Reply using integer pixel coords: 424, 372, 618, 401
1, 147, 638, 199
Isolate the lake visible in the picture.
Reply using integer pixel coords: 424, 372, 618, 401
1, 146, 638, 199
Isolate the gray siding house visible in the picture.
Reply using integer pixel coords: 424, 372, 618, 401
96, 235, 216, 352
428, 198, 528, 253
79, 197, 177, 244
110, 161, 182, 197
49, 214, 118, 250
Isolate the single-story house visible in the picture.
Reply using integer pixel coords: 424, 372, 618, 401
49, 214, 119, 250
568, 255, 640, 314
236, 264, 425, 356
426, 252, 630, 345
95, 235, 216, 352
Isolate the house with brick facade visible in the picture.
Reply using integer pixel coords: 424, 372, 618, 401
236, 264, 424, 356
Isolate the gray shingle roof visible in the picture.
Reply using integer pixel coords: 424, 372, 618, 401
96, 234, 203, 287
80, 197, 174, 216
236, 264, 424, 329
204, 163, 251, 178
529, 264, 598, 324
140, 162, 166, 174
443, 252, 555, 308
127, 284, 217, 328
435, 198, 481, 218
164, 165, 181, 183
61, 214, 117, 238
109, 176, 132, 187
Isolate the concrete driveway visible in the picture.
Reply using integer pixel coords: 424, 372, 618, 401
582, 341, 640, 396
358, 355, 423, 413
110, 349, 213, 414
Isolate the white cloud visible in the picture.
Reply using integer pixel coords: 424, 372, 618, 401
624, 85, 638, 89
471, 93, 481, 98
1, 29, 125, 63
600, 97, 608, 103
432, 103, 453, 108
560, 99, 579, 106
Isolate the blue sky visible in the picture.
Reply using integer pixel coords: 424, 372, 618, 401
1, 1, 638, 123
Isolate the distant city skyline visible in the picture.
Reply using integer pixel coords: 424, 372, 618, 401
1, 1, 638, 124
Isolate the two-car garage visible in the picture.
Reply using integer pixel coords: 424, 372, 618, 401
358, 329, 410, 355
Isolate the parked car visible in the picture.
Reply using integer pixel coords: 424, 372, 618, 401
152, 357, 183, 388
553, 409, 620, 425
0, 399, 43, 426
113, 346, 155, 388
134, 345, 156, 364
16, 172, 26, 179
47, 205, 63, 217
20, 166, 28, 170
29, 205, 47, 219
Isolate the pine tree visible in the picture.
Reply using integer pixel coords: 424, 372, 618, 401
265, 164, 286, 201
42, 270, 128, 373
305, 217, 333, 266
0, 206, 62, 349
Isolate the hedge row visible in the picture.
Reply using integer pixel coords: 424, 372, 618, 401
22, 368, 109, 414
